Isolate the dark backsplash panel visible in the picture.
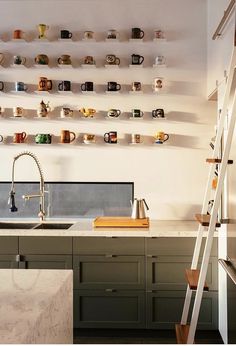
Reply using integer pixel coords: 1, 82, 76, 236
0, 182, 133, 219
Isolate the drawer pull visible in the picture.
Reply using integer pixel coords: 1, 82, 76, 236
105, 288, 116, 292
15, 254, 25, 262
105, 254, 115, 258
147, 255, 157, 258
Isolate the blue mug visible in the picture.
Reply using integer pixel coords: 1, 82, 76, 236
15, 82, 27, 92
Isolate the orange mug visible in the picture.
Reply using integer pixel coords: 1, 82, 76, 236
13, 29, 23, 39
13, 132, 27, 143
38, 77, 52, 91
60, 130, 76, 143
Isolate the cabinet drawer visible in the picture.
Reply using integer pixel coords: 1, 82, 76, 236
0, 236, 18, 254
73, 255, 145, 289
18, 254, 72, 269
74, 289, 145, 329
19, 236, 72, 254
73, 237, 145, 255
147, 256, 218, 290
146, 290, 218, 330
146, 238, 217, 256
0, 255, 18, 269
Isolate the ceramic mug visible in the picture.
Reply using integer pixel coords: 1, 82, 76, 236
132, 109, 143, 118
84, 56, 95, 65
58, 54, 71, 65
155, 56, 165, 65
81, 81, 93, 92
13, 107, 24, 117
0, 53, 4, 65
153, 77, 163, 92
154, 30, 164, 39
84, 31, 94, 39
0, 134, 3, 143
83, 134, 95, 144
13, 55, 26, 65
60, 130, 76, 143
58, 80, 71, 91
60, 30, 72, 39
107, 29, 119, 39
60, 107, 73, 118
80, 108, 96, 117
15, 82, 27, 92
0, 81, 4, 91
38, 77, 52, 91
35, 134, 52, 144
131, 54, 144, 65
152, 109, 165, 118
132, 82, 142, 91
38, 24, 49, 39
155, 131, 169, 144
131, 134, 141, 144
13, 132, 26, 143
107, 81, 121, 91
104, 131, 117, 144
35, 54, 49, 65
131, 27, 144, 39
107, 109, 121, 118
13, 29, 23, 39
105, 54, 120, 65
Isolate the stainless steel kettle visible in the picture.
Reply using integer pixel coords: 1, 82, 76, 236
130, 198, 149, 219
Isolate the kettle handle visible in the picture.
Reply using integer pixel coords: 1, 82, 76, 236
143, 198, 149, 210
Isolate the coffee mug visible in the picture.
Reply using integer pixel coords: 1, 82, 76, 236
84, 56, 95, 65
0, 81, 4, 91
0, 134, 3, 143
0, 107, 4, 116
132, 109, 143, 118
35, 134, 52, 144
38, 24, 49, 39
60, 130, 76, 143
58, 54, 71, 65
15, 82, 27, 92
107, 81, 121, 91
131, 134, 141, 144
84, 31, 94, 39
13, 29, 23, 39
80, 108, 96, 117
105, 54, 120, 65
13, 132, 27, 143
107, 29, 119, 39
154, 30, 164, 39
83, 134, 95, 144
132, 82, 142, 91
0, 53, 4, 65
13, 55, 26, 65
152, 109, 165, 118
81, 81, 93, 92
155, 131, 169, 144
13, 107, 24, 117
107, 109, 121, 118
131, 54, 144, 65
38, 77, 52, 91
58, 80, 71, 91
153, 78, 163, 92
155, 56, 165, 65
131, 27, 145, 39
60, 30, 73, 39
60, 107, 73, 118
35, 54, 49, 65
104, 131, 117, 144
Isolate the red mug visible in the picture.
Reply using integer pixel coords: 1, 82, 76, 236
13, 132, 27, 143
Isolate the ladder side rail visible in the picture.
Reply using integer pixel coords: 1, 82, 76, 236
187, 87, 236, 344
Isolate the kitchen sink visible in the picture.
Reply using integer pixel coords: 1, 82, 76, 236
0, 222, 74, 229
33, 223, 73, 229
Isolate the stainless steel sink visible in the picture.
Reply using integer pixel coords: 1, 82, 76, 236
0, 222, 38, 229
33, 223, 73, 229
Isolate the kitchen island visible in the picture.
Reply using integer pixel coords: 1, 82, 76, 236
0, 269, 73, 344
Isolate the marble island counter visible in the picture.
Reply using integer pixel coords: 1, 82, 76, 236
0, 269, 73, 344
0, 219, 217, 237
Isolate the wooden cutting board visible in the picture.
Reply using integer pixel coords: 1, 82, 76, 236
93, 217, 149, 228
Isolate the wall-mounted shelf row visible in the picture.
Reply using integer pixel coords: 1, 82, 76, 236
0, 63, 167, 69
0, 89, 164, 95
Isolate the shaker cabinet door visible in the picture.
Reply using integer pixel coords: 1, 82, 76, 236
18, 254, 72, 269
0, 255, 18, 269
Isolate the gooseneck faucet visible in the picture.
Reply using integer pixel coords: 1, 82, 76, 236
8, 151, 46, 222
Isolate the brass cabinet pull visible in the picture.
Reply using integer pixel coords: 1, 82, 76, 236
105, 288, 116, 292
15, 254, 25, 262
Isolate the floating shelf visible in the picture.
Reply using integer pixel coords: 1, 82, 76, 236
153, 38, 167, 42
57, 64, 73, 68
129, 91, 143, 94
81, 91, 96, 94
10, 64, 27, 69
104, 64, 120, 68
175, 324, 190, 344
34, 91, 51, 95
58, 38, 73, 42
81, 64, 96, 68
10, 91, 28, 94
34, 64, 50, 68
82, 141, 96, 145
129, 142, 143, 145
105, 38, 120, 42
11, 38, 27, 42
82, 38, 96, 42
129, 38, 144, 42
129, 116, 143, 120
57, 91, 73, 94
206, 158, 233, 164
185, 269, 209, 291
129, 64, 143, 68
195, 213, 221, 227
34, 38, 50, 42
153, 64, 167, 68
105, 91, 121, 94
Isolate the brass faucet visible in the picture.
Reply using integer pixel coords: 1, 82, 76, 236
9, 151, 46, 222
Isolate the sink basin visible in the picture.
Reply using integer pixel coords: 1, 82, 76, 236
33, 223, 73, 230
0, 222, 38, 229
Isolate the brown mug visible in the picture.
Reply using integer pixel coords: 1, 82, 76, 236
13, 29, 23, 39
60, 130, 76, 143
38, 77, 52, 91
13, 132, 27, 143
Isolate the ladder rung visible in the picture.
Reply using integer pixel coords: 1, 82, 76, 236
195, 213, 221, 227
206, 158, 233, 164
175, 324, 191, 344
185, 269, 209, 291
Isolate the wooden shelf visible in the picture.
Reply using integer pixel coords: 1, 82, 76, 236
185, 269, 209, 291
206, 158, 233, 164
195, 213, 221, 227
175, 324, 191, 344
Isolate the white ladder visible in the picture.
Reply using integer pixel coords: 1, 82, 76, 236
175, 46, 236, 344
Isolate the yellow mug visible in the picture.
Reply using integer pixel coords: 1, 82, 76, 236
155, 131, 169, 144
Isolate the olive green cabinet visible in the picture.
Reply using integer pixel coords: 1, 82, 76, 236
0, 236, 19, 268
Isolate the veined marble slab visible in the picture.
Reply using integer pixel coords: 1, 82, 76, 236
0, 269, 73, 344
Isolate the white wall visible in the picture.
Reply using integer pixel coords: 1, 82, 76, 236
0, 0, 215, 219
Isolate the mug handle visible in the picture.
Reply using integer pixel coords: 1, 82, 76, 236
22, 132, 27, 140
70, 131, 76, 143
0, 81, 4, 91
140, 111, 144, 117
140, 30, 145, 38
58, 82, 63, 91
24, 84, 28, 91
0, 135, 3, 142
104, 133, 109, 143
81, 84, 86, 91
68, 32, 73, 38
22, 57, 26, 65
152, 110, 156, 117
47, 80, 53, 90
116, 83, 121, 91
164, 134, 169, 142
117, 109, 121, 116
139, 56, 144, 64
57, 57, 62, 64
115, 57, 120, 65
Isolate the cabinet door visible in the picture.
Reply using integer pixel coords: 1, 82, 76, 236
19, 236, 72, 254
0, 236, 18, 254
73, 255, 145, 289
147, 256, 218, 290
74, 289, 145, 329
146, 291, 218, 330
18, 254, 72, 269
0, 255, 18, 268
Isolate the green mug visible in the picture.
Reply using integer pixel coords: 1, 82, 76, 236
35, 134, 52, 144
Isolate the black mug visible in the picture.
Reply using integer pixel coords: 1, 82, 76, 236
58, 80, 71, 91
131, 54, 144, 65
107, 81, 121, 91
0, 81, 4, 91
131, 27, 144, 39
81, 81, 93, 92
104, 131, 117, 144
60, 30, 73, 39
152, 108, 165, 118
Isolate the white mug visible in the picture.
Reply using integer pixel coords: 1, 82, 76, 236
153, 77, 163, 92
155, 56, 165, 65
13, 107, 24, 117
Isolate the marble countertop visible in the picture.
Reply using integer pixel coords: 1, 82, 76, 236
0, 269, 73, 344
0, 219, 217, 237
